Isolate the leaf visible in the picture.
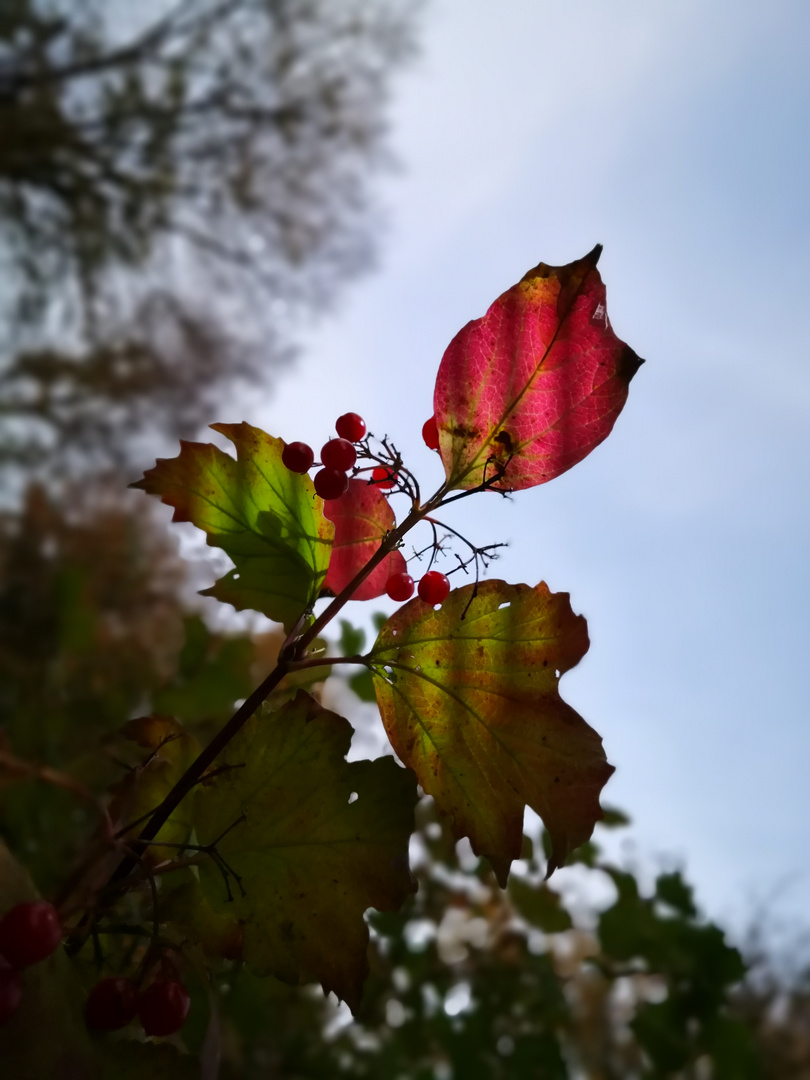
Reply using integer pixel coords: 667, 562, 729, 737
132, 422, 333, 629
323, 479, 406, 600
368, 580, 614, 885
193, 691, 418, 1011
433, 246, 644, 491
338, 618, 366, 657
109, 716, 199, 862
656, 870, 697, 917
508, 877, 573, 933
153, 616, 254, 725
160, 872, 243, 960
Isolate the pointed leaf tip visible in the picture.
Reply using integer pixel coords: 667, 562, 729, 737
434, 248, 642, 491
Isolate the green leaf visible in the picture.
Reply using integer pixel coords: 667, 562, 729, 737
656, 870, 698, 917
132, 423, 333, 629
368, 580, 614, 885
194, 691, 418, 1010
348, 668, 377, 703
508, 877, 573, 932
338, 618, 366, 657
153, 616, 254, 724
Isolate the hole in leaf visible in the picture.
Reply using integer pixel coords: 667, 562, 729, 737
555, 669, 560, 678
498, 602, 510, 610
348, 792, 358, 804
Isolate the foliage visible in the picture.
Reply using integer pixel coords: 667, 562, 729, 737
0, 0, 420, 471
0, 243, 787, 1077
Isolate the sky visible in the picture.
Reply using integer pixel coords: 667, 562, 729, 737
229, 0, 810, 936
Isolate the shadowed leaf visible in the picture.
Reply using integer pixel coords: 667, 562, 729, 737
323, 479, 407, 600
193, 691, 418, 1011
369, 580, 614, 884
132, 423, 333, 629
434, 246, 643, 491
109, 716, 199, 863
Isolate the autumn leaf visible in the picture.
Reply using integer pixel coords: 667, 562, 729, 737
433, 246, 643, 490
368, 580, 614, 884
193, 691, 417, 1011
323, 479, 407, 600
132, 422, 333, 629
109, 716, 199, 863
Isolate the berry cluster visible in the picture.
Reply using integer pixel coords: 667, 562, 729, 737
0, 901, 62, 1026
282, 412, 440, 500
384, 569, 450, 606
84, 975, 190, 1037
282, 412, 453, 607
282, 412, 367, 500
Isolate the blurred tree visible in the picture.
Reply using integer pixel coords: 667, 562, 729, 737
0, 0, 420, 473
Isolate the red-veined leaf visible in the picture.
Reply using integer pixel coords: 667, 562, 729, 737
434, 246, 643, 490
323, 479, 407, 600
369, 580, 614, 884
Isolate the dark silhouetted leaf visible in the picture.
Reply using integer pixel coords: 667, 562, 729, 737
194, 691, 417, 1010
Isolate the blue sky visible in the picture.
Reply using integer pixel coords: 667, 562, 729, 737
231, 0, 810, 933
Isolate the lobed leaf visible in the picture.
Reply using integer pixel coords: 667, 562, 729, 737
434, 246, 643, 490
132, 422, 333, 629
193, 691, 418, 1011
369, 580, 614, 884
109, 715, 199, 863
323, 479, 407, 600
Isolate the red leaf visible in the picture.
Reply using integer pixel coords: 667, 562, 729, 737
433, 246, 643, 491
324, 480, 406, 600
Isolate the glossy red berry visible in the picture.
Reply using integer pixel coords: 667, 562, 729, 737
0, 960, 23, 1025
85, 976, 138, 1031
371, 466, 397, 490
314, 467, 349, 501
138, 979, 190, 1038
422, 416, 440, 450
335, 412, 366, 442
418, 571, 450, 606
386, 572, 415, 602
0, 901, 62, 969
321, 438, 357, 472
282, 441, 314, 474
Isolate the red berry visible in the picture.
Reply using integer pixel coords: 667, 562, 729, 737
321, 438, 357, 472
85, 976, 138, 1031
422, 416, 440, 451
0, 960, 23, 1026
314, 468, 349, 501
138, 979, 190, 1038
418, 571, 450, 606
386, 572, 415, 602
371, 466, 397, 490
0, 901, 62, 969
282, 441, 314, 474
335, 412, 366, 442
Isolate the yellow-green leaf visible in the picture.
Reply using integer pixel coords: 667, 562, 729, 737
369, 580, 614, 885
193, 691, 417, 1011
132, 422, 333, 629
